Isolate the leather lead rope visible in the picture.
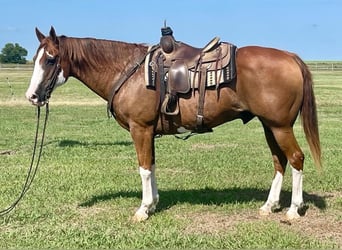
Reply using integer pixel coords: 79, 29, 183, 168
0, 104, 49, 216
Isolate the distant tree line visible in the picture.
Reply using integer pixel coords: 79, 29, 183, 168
0, 43, 27, 64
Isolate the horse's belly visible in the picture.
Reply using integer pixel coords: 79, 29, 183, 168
156, 88, 244, 134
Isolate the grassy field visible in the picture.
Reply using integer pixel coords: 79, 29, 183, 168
0, 66, 341, 249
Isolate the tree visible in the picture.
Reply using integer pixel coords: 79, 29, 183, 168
0, 43, 28, 64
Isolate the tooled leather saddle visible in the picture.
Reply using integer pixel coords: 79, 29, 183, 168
146, 26, 237, 132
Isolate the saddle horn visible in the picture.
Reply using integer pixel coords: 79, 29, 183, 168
160, 26, 175, 54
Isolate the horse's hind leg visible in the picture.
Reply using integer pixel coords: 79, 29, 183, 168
130, 125, 159, 222
261, 125, 305, 220
260, 124, 287, 215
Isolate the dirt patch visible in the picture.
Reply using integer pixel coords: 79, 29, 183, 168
179, 210, 257, 234
178, 191, 342, 247
191, 142, 238, 150
292, 206, 342, 246
77, 206, 107, 217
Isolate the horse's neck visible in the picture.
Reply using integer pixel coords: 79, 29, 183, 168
63, 37, 146, 100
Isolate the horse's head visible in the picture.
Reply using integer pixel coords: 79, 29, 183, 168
26, 27, 67, 106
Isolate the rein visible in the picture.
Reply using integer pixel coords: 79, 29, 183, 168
0, 103, 49, 216
0, 58, 62, 215
0, 104, 49, 216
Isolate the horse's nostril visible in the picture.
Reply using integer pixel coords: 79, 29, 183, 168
28, 94, 39, 103
30, 94, 38, 100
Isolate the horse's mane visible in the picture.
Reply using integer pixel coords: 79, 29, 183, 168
58, 36, 147, 72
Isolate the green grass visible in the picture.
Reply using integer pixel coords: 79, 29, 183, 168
0, 68, 341, 249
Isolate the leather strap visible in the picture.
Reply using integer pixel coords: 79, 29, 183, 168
45, 63, 61, 100
107, 45, 159, 117
196, 65, 207, 131
158, 52, 166, 110
157, 52, 173, 133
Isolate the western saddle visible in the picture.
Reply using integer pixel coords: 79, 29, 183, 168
150, 26, 237, 133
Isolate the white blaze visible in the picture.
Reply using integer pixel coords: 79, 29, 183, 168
25, 48, 45, 100
25, 48, 66, 102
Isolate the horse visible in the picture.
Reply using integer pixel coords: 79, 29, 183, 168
25, 27, 321, 222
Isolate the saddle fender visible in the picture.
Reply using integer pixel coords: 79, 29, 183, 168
168, 60, 191, 94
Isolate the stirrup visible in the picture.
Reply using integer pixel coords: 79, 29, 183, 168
161, 94, 179, 116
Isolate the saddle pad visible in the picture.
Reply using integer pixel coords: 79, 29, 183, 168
145, 45, 157, 88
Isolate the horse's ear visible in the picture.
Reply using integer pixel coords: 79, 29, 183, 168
49, 26, 59, 45
35, 27, 45, 42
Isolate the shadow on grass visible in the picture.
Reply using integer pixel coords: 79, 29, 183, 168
57, 139, 132, 147
79, 187, 327, 213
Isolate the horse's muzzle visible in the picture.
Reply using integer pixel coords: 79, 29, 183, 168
26, 93, 47, 107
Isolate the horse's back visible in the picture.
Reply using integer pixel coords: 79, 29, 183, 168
237, 46, 303, 83
236, 46, 304, 126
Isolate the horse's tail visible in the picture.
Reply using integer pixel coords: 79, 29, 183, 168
294, 55, 322, 169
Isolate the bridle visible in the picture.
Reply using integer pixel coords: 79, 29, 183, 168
45, 57, 61, 101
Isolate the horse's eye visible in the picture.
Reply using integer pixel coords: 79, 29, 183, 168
46, 57, 56, 65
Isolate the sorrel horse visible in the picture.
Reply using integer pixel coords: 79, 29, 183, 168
26, 27, 321, 222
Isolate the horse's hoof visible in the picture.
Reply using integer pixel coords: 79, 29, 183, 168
285, 210, 300, 220
259, 208, 271, 216
259, 202, 275, 216
132, 211, 149, 222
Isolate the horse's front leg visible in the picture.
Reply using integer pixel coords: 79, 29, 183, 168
130, 125, 159, 222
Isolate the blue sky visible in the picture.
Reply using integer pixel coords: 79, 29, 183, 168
0, 0, 341, 61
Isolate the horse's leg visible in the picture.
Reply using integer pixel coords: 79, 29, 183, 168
137, 164, 159, 220
130, 125, 159, 222
267, 126, 305, 220
259, 124, 288, 215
